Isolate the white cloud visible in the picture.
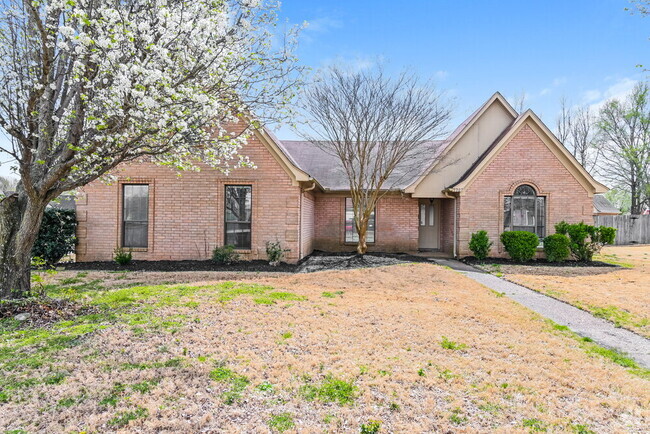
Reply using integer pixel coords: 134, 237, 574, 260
304, 17, 342, 33
582, 89, 602, 103
587, 77, 638, 112
552, 77, 567, 87
434, 70, 449, 80
538, 77, 567, 97
320, 55, 381, 72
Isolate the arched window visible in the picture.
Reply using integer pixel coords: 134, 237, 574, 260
504, 184, 546, 239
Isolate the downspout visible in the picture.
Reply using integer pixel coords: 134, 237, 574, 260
443, 191, 458, 258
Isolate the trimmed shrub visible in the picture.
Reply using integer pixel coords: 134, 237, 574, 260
555, 221, 617, 261
543, 234, 570, 262
32, 209, 77, 265
468, 230, 492, 260
500, 231, 539, 262
212, 245, 240, 264
113, 247, 133, 265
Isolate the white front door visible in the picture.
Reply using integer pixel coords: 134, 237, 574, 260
418, 199, 439, 250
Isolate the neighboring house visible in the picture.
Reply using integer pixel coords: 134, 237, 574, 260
593, 194, 621, 216
76, 92, 608, 262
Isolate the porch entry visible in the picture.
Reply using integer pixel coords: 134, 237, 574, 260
418, 199, 440, 250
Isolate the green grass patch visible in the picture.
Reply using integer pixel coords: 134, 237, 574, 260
209, 365, 250, 404
107, 406, 148, 427
588, 305, 649, 329
522, 418, 548, 432
440, 336, 466, 351
300, 375, 357, 405
360, 420, 382, 433
268, 413, 295, 432
545, 319, 650, 378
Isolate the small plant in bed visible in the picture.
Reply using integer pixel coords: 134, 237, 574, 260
212, 245, 240, 264
500, 231, 539, 262
113, 247, 133, 266
266, 241, 289, 266
469, 230, 492, 261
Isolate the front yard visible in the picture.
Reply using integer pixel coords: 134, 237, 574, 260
481, 245, 650, 338
1, 260, 649, 432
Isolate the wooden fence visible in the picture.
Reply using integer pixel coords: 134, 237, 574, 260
594, 214, 650, 245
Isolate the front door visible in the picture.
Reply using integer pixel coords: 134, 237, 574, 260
418, 199, 439, 250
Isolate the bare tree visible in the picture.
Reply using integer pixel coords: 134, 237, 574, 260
511, 90, 528, 113
0, 0, 302, 298
596, 82, 650, 214
556, 98, 601, 173
298, 67, 452, 254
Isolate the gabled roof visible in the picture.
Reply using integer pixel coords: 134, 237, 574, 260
404, 92, 518, 193
593, 194, 621, 215
446, 110, 608, 195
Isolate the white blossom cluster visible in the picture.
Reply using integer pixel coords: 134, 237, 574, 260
0, 0, 301, 196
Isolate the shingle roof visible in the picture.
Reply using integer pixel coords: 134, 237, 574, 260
280, 140, 447, 191
593, 194, 620, 215
277, 93, 511, 191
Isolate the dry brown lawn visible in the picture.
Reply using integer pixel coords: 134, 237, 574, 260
494, 245, 650, 338
1, 263, 649, 433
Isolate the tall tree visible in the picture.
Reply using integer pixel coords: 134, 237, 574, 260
556, 98, 600, 173
299, 67, 451, 254
596, 83, 650, 214
0, 0, 302, 298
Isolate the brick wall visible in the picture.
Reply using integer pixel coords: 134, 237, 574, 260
457, 123, 594, 257
76, 133, 304, 263
313, 193, 418, 252
439, 198, 456, 254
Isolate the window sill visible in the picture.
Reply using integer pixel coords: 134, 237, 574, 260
124, 247, 148, 252
234, 249, 252, 253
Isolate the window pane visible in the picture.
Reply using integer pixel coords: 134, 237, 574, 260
124, 222, 148, 248
123, 185, 148, 248
225, 186, 252, 249
536, 197, 546, 239
345, 198, 375, 243
428, 204, 435, 226
514, 184, 536, 196
504, 196, 512, 230
420, 204, 426, 226
123, 185, 148, 222
225, 186, 251, 222
225, 222, 251, 249
512, 197, 536, 230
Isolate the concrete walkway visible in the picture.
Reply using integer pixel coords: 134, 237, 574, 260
434, 258, 650, 369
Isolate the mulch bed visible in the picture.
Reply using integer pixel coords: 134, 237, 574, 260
461, 256, 618, 268
0, 297, 99, 329
58, 251, 433, 274
60, 259, 298, 273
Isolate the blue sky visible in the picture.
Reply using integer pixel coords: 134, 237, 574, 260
1, 0, 647, 178
275, 0, 648, 137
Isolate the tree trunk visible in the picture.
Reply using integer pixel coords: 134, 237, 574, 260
356, 218, 368, 255
0, 193, 47, 299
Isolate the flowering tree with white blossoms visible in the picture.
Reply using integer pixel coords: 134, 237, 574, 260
0, 0, 302, 298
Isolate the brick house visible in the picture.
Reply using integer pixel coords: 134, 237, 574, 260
75, 92, 607, 262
